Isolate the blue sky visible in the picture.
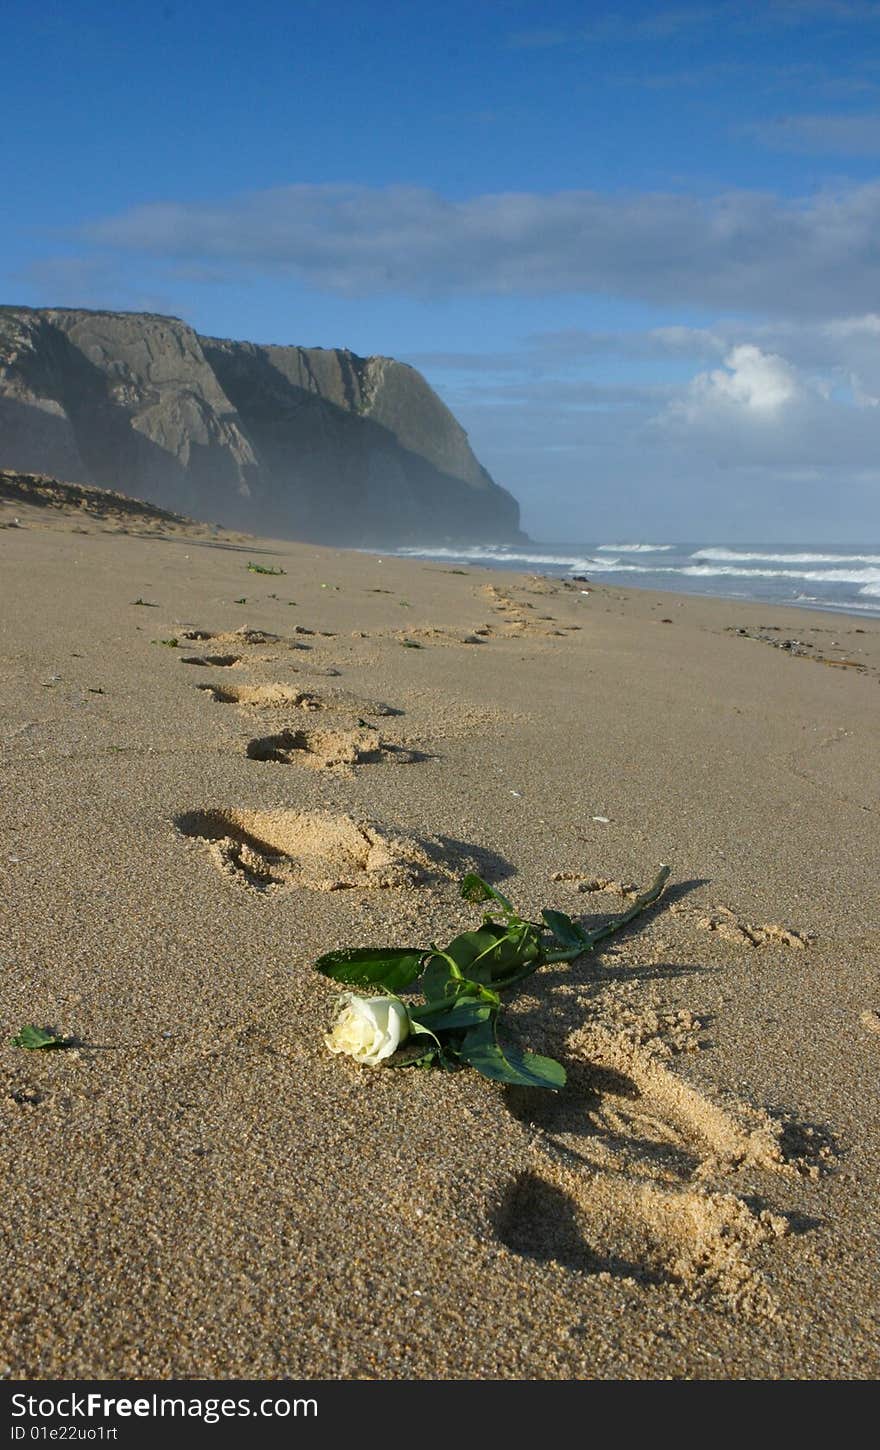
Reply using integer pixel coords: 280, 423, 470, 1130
6, 0, 880, 540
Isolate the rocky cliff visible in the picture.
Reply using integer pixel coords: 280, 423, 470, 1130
0, 307, 522, 545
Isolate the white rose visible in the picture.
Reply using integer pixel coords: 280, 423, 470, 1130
324, 993, 410, 1066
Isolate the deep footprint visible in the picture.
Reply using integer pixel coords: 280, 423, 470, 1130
561, 1022, 790, 1178
174, 807, 448, 891
182, 627, 282, 646
696, 907, 814, 947
493, 1171, 671, 1285
493, 1163, 787, 1317
181, 654, 243, 668
490, 1012, 822, 1319
197, 683, 395, 712
245, 726, 419, 771
198, 683, 322, 709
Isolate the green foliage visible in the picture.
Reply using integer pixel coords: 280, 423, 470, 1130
541, 908, 587, 951
315, 947, 425, 992
460, 874, 516, 918
455, 1020, 567, 1090
11, 1025, 68, 1050
247, 562, 286, 575
316, 865, 670, 1090
151, 637, 179, 647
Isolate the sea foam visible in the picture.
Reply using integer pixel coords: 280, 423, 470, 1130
692, 547, 880, 565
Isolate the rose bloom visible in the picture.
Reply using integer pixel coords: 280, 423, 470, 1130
324, 993, 410, 1066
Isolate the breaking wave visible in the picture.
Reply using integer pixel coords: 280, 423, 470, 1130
692, 547, 880, 565
393, 545, 608, 572
596, 543, 674, 552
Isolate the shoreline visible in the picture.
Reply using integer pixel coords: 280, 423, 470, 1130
378, 541, 880, 622
1, 499, 878, 1379
5, 471, 878, 621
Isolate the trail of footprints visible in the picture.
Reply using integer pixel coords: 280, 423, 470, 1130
168, 615, 829, 1320
175, 620, 434, 890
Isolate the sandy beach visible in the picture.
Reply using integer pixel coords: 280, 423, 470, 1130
1, 486, 878, 1381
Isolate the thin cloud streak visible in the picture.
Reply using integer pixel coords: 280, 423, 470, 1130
79, 180, 880, 317
747, 111, 880, 152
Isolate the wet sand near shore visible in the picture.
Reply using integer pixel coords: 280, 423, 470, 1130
1, 493, 878, 1380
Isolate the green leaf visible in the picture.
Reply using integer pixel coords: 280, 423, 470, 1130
409, 999, 494, 1033
542, 909, 587, 951
459, 874, 516, 917
456, 1020, 566, 1090
421, 953, 457, 1002
453, 926, 538, 977
11, 1025, 68, 1050
247, 562, 286, 575
444, 928, 507, 974
314, 947, 425, 991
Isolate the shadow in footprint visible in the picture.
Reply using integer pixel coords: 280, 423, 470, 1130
739, 1194, 824, 1235
245, 728, 429, 769
504, 1058, 704, 1180
174, 808, 508, 892
493, 1171, 668, 1284
505, 1059, 637, 1137
773, 1113, 840, 1176
431, 835, 515, 884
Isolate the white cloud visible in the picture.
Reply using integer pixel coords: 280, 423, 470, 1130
646, 337, 880, 495
672, 344, 804, 418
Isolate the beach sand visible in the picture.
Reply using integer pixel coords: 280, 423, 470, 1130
1, 487, 878, 1380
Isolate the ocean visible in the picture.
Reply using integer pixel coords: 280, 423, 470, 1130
387, 542, 880, 619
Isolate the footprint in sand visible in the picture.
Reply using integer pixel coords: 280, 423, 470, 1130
695, 907, 814, 948
551, 873, 640, 897
181, 627, 285, 648
174, 807, 454, 891
197, 682, 334, 708
181, 653, 243, 668
492, 1161, 787, 1317
390, 626, 489, 648
477, 585, 569, 637
196, 683, 396, 711
245, 725, 421, 773
493, 1012, 832, 1319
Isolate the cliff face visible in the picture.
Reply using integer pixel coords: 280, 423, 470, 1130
0, 307, 522, 545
